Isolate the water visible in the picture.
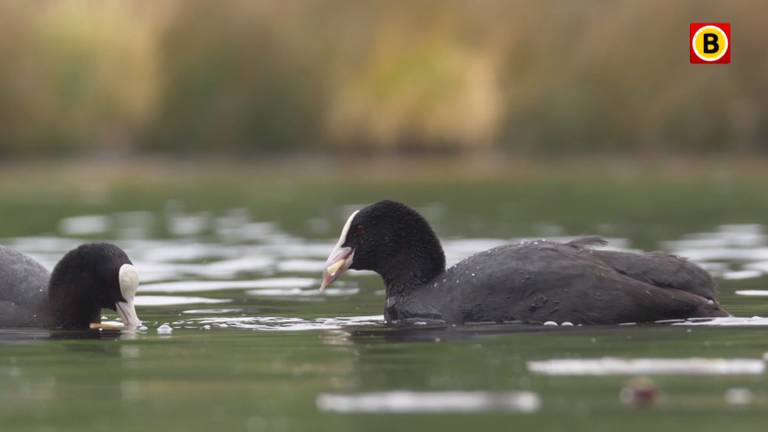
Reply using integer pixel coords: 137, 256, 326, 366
2, 177, 768, 431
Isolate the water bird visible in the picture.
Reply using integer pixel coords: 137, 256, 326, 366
0, 243, 140, 328
320, 200, 729, 325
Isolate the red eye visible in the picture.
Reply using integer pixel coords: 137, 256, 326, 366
355, 224, 365, 235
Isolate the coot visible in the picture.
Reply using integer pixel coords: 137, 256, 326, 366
320, 200, 728, 325
0, 243, 140, 328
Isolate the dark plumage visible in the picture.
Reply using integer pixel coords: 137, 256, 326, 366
0, 243, 140, 329
320, 200, 729, 325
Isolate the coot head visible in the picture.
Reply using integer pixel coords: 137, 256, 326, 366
320, 200, 445, 292
48, 243, 140, 329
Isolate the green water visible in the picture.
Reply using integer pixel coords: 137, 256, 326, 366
2, 172, 768, 431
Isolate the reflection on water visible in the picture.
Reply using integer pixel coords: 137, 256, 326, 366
663, 224, 768, 280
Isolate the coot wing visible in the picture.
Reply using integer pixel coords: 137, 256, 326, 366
590, 249, 717, 301
507, 266, 726, 324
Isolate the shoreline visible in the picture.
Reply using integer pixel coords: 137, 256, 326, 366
2, 154, 768, 186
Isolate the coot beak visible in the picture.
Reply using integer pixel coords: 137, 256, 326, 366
117, 263, 141, 328
116, 300, 141, 328
320, 246, 354, 292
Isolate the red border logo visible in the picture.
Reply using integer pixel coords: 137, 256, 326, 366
690, 23, 730, 64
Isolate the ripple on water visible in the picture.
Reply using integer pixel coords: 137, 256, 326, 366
141, 243, 241, 263
316, 391, 541, 414
140, 278, 317, 293
189, 315, 384, 331
59, 215, 111, 236
722, 269, 764, 280
672, 316, 768, 326
275, 259, 327, 273
134, 296, 231, 306
528, 357, 765, 376
736, 290, 768, 297
182, 308, 243, 314
246, 287, 359, 297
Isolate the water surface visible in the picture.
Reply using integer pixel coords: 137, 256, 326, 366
2, 178, 768, 431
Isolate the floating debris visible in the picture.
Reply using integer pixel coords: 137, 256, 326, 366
619, 377, 658, 408
724, 388, 753, 406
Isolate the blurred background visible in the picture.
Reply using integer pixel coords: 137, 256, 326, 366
0, 0, 764, 159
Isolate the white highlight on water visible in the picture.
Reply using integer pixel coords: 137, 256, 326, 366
134, 296, 231, 306
316, 391, 541, 414
528, 357, 765, 376
247, 287, 359, 297
736, 290, 768, 297
182, 308, 243, 315
59, 215, 111, 236
190, 315, 384, 331
672, 316, 768, 326
140, 278, 316, 293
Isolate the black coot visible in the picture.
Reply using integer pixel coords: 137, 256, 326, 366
320, 200, 728, 325
0, 243, 140, 328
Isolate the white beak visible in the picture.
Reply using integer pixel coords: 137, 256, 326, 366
320, 210, 359, 293
116, 300, 141, 328
320, 246, 354, 292
117, 264, 141, 327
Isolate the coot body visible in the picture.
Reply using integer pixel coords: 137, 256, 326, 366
0, 243, 141, 328
0, 247, 50, 326
320, 200, 728, 325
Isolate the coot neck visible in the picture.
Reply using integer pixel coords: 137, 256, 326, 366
378, 241, 446, 295
49, 281, 99, 329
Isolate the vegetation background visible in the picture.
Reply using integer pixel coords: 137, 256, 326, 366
0, 0, 763, 160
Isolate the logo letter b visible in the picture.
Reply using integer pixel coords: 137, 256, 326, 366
703, 33, 719, 54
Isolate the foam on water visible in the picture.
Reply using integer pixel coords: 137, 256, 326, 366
316, 391, 541, 414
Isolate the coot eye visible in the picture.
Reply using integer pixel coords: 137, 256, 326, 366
355, 224, 365, 235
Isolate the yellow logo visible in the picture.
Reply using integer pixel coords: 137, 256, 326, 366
691, 25, 729, 62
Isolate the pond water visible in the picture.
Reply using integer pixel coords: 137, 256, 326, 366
2, 176, 768, 431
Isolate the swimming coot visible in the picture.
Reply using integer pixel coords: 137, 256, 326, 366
320, 200, 729, 325
0, 243, 140, 329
